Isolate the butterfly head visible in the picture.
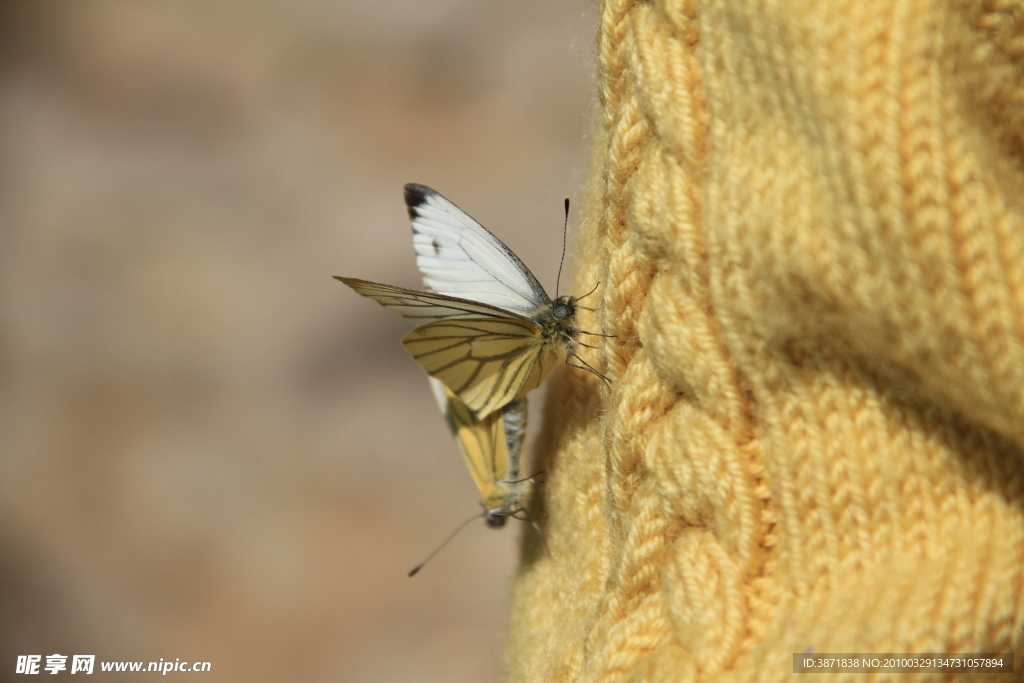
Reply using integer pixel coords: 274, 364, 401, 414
549, 295, 578, 322
484, 511, 510, 528
483, 479, 530, 529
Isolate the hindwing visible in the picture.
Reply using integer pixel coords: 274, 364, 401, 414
405, 317, 559, 417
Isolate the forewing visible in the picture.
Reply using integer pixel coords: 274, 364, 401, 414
336, 277, 531, 327
405, 184, 550, 315
404, 317, 559, 416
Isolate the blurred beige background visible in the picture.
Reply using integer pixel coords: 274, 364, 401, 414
0, 1, 596, 680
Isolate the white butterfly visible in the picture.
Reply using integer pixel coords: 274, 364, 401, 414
336, 184, 607, 417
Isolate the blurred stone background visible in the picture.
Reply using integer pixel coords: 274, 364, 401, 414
0, 1, 596, 680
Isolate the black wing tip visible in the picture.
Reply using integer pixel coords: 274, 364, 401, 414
404, 183, 435, 212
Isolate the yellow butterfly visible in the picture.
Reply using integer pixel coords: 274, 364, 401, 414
406, 379, 538, 576
336, 184, 607, 417
430, 378, 530, 527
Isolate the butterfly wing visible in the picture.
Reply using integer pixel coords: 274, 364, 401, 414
336, 277, 533, 327
429, 378, 527, 515
338, 277, 558, 413
405, 184, 550, 315
404, 317, 559, 417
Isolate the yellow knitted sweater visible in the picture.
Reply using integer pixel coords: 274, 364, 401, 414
503, 0, 1024, 680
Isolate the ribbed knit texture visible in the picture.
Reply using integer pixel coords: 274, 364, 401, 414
503, 0, 1024, 680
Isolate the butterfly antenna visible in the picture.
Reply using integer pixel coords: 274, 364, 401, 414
555, 198, 569, 297
576, 281, 601, 302
408, 510, 485, 577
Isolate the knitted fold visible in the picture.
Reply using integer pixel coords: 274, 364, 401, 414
504, 0, 1024, 680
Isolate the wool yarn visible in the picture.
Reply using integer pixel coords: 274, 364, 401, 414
504, 0, 1024, 680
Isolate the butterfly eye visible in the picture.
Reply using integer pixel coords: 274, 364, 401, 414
484, 512, 508, 529
552, 305, 567, 319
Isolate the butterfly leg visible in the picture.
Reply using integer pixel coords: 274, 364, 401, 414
498, 470, 545, 485
510, 509, 549, 556
570, 327, 617, 339
565, 346, 611, 385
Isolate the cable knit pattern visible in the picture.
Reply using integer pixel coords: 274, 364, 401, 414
504, 0, 1024, 680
